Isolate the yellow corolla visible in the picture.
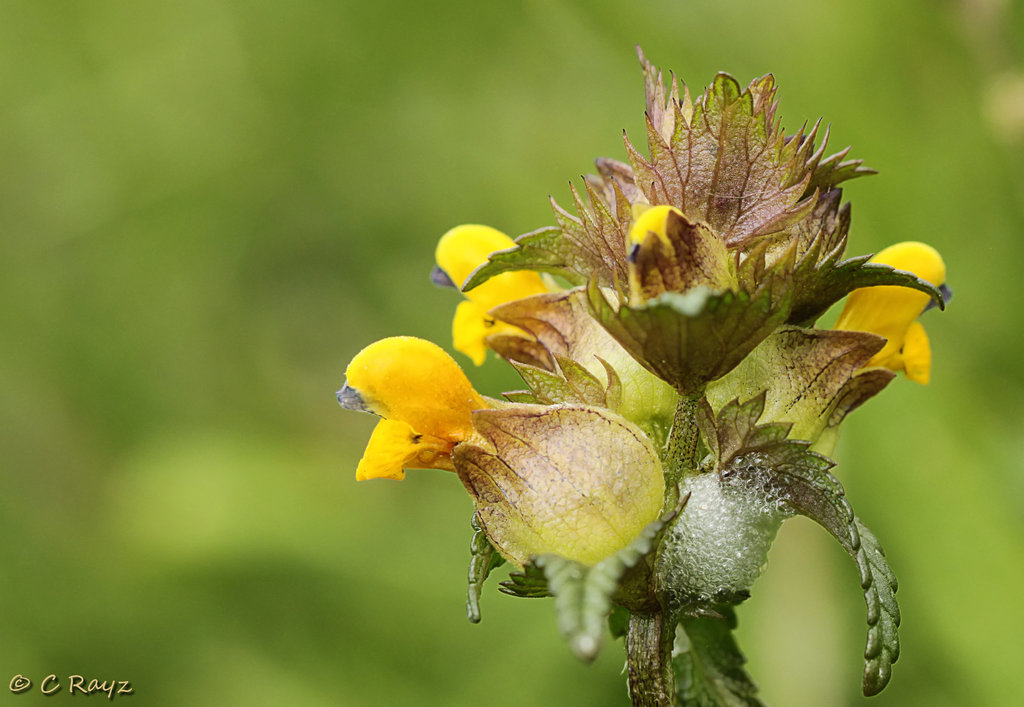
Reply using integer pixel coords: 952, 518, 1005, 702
628, 204, 682, 245
337, 336, 486, 480
834, 241, 946, 384
435, 225, 548, 365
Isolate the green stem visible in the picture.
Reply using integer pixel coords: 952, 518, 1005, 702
626, 609, 678, 707
663, 393, 701, 509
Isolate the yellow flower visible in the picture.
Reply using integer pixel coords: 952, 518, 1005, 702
834, 241, 946, 384
435, 225, 548, 365
337, 336, 486, 480
622, 203, 734, 307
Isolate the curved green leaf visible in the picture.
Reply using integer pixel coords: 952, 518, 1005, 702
705, 396, 901, 696
466, 516, 505, 624
674, 606, 764, 706
462, 226, 578, 291
854, 518, 901, 696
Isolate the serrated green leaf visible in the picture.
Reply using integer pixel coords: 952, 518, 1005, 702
853, 518, 901, 697
549, 180, 631, 287
588, 273, 792, 395
711, 395, 854, 553
593, 156, 646, 210
527, 510, 677, 662
710, 393, 775, 469
558, 355, 609, 403
790, 240, 945, 326
674, 607, 764, 706
509, 357, 607, 407
534, 555, 607, 661
464, 176, 631, 291
462, 226, 580, 291
638, 45, 690, 144
804, 142, 877, 196
500, 389, 539, 404
766, 185, 940, 326
705, 397, 900, 696
789, 188, 850, 261
499, 562, 551, 598
625, 68, 815, 248
466, 516, 506, 624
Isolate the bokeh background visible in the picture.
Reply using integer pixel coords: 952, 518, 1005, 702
2, 1, 1022, 705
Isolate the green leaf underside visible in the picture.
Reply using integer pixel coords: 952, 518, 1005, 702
499, 562, 552, 598
486, 333, 555, 371
504, 511, 675, 662
706, 395, 900, 696
488, 289, 607, 371
791, 246, 945, 326
706, 326, 889, 441
587, 275, 791, 394
466, 516, 506, 623
462, 226, 580, 291
674, 606, 764, 706
854, 518, 901, 696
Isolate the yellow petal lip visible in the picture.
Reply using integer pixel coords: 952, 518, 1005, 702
833, 241, 945, 384
452, 300, 492, 366
900, 320, 932, 385
355, 419, 454, 482
342, 336, 487, 481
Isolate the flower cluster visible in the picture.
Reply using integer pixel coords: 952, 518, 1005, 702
336, 50, 947, 706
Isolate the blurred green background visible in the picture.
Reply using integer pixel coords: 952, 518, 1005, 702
1, 0, 1022, 705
